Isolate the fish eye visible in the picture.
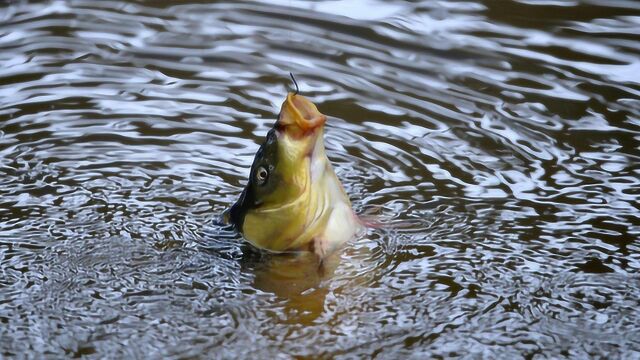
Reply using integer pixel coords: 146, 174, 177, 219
256, 166, 269, 185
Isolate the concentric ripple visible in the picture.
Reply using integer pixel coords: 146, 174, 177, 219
1, 0, 639, 358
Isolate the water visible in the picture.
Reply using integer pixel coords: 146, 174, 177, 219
1, 0, 639, 358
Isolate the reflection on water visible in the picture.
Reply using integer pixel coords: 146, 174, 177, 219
1, 0, 639, 357
242, 248, 338, 323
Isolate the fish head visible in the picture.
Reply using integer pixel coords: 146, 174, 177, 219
228, 92, 341, 251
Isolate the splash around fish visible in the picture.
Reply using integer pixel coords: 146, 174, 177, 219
226, 77, 363, 258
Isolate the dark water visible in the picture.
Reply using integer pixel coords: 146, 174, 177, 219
1, 0, 639, 358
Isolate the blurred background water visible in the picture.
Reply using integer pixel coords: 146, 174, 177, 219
1, 0, 639, 358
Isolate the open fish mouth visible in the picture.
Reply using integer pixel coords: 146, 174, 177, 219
276, 92, 326, 134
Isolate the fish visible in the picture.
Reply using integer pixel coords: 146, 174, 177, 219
227, 83, 362, 258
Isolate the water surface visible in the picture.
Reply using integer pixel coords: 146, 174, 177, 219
1, 0, 639, 358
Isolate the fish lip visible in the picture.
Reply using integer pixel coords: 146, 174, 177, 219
278, 93, 326, 132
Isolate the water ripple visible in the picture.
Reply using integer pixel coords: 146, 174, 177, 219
1, 0, 639, 358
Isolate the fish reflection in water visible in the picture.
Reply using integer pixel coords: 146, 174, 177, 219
239, 238, 379, 324
240, 246, 338, 321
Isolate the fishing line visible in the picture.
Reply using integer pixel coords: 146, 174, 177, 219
290, 72, 299, 95
288, 0, 293, 89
